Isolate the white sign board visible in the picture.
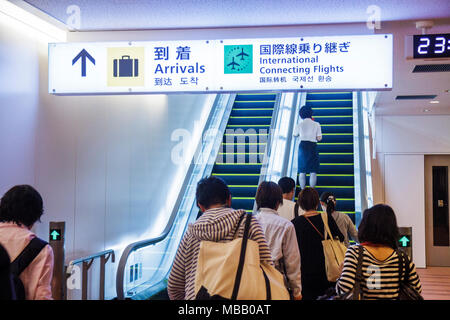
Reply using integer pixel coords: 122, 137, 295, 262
49, 34, 393, 94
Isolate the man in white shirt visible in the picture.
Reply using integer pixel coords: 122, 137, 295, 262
255, 181, 302, 300
277, 177, 304, 221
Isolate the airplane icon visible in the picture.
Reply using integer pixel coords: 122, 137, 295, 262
236, 48, 249, 60
227, 57, 240, 70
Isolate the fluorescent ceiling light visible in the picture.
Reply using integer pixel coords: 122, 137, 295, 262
0, 0, 66, 42
429, 100, 439, 104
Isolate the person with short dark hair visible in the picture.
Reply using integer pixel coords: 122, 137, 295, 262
255, 182, 302, 300
168, 176, 273, 300
291, 187, 344, 300
195, 175, 232, 219
336, 204, 422, 299
293, 105, 322, 189
0, 185, 54, 300
320, 192, 358, 247
277, 177, 303, 220
255, 181, 283, 211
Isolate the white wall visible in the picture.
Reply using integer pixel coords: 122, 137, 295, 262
0, 16, 214, 299
0, 14, 40, 195
384, 154, 426, 267
372, 115, 450, 268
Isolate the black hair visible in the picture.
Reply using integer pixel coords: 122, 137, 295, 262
278, 177, 296, 194
320, 191, 336, 216
0, 185, 44, 228
196, 176, 231, 210
299, 105, 313, 119
358, 204, 400, 249
296, 187, 319, 214
255, 181, 283, 211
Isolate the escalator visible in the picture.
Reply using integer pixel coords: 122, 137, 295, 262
211, 93, 277, 212
120, 91, 362, 300
142, 92, 278, 299
295, 91, 356, 223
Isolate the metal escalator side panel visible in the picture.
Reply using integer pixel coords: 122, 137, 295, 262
116, 94, 235, 300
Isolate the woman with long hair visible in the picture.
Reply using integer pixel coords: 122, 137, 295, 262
320, 192, 358, 247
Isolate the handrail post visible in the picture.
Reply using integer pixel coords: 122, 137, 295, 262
66, 249, 115, 300
99, 252, 115, 300
81, 259, 94, 300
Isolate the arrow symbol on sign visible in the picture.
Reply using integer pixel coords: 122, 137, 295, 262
72, 48, 95, 77
399, 236, 410, 247
50, 230, 60, 240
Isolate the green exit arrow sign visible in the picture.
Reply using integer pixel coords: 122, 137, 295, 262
50, 229, 61, 241
399, 235, 410, 247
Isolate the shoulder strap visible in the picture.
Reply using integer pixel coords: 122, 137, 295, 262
304, 215, 324, 240
352, 245, 364, 300
320, 211, 334, 241
402, 251, 412, 278
10, 238, 48, 276
231, 212, 253, 300
232, 211, 247, 239
396, 249, 410, 284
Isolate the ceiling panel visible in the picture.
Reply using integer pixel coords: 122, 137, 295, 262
20, 0, 450, 31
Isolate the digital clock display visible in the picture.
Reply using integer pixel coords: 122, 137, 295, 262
413, 33, 450, 59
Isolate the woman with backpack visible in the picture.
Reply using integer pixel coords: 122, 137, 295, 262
0, 185, 54, 300
336, 204, 422, 300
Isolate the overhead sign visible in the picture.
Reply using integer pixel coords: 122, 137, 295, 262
48, 34, 393, 94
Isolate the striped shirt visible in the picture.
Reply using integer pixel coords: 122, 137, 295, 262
167, 207, 273, 300
336, 245, 422, 300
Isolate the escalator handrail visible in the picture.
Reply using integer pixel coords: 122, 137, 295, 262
115, 94, 236, 299
251, 93, 282, 212
256, 93, 282, 178
285, 93, 307, 180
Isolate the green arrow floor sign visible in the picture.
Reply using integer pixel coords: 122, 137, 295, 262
399, 235, 410, 247
50, 229, 61, 241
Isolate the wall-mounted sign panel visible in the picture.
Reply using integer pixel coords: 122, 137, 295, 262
49, 34, 393, 95
49, 40, 217, 94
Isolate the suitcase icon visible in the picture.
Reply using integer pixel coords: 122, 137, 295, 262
113, 55, 139, 77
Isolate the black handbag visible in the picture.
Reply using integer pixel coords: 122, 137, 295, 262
396, 250, 423, 300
